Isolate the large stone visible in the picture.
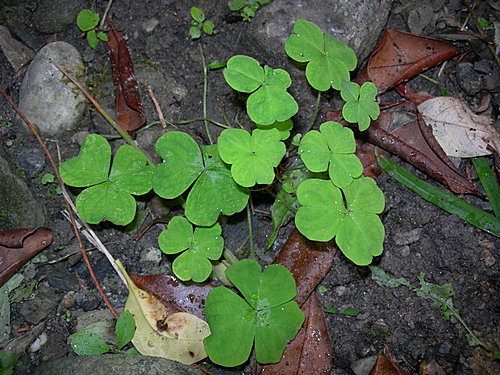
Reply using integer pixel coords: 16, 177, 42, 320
32, 354, 207, 375
16, 41, 86, 137
246, 0, 394, 66
33, 0, 87, 34
0, 147, 46, 230
0, 25, 34, 72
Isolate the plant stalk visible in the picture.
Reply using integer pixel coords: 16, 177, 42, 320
199, 43, 213, 144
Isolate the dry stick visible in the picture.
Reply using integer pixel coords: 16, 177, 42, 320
98, 0, 115, 30
0, 87, 119, 319
50, 60, 154, 166
147, 85, 169, 129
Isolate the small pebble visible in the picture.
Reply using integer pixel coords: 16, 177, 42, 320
392, 228, 422, 245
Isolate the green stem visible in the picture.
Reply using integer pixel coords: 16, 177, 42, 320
199, 44, 212, 144
471, 157, 500, 217
246, 200, 256, 260
306, 90, 321, 132
138, 118, 231, 133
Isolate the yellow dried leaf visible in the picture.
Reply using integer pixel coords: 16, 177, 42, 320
116, 260, 210, 364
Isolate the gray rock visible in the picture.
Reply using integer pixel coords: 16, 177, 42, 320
47, 264, 80, 292
17, 42, 86, 137
13, 146, 45, 176
246, 0, 393, 66
32, 354, 206, 375
0, 148, 46, 230
392, 228, 422, 245
17, 284, 61, 324
456, 62, 482, 96
33, 0, 87, 34
0, 25, 34, 72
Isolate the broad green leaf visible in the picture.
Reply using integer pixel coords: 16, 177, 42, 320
295, 179, 344, 241
341, 81, 380, 131
158, 216, 223, 282
190, 7, 205, 23
86, 29, 99, 49
299, 122, 362, 188
153, 131, 203, 199
60, 134, 110, 187
247, 85, 298, 125
228, 0, 247, 11
185, 144, 249, 226
203, 20, 214, 35
295, 177, 385, 265
115, 310, 136, 349
76, 9, 99, 32
70, 329, 111, 355
204, 259, 304, 366
189, 26, 201, 39
204, 287, 255, 367
97, 31, 108, 41
108, 145, 153, 195
0, 350, 19, 375
218, 128, 286, 187
285, 19, 357, 91
116, 260, 210, 364
256, 119, 293, 140
263, 66, 292, 89
223, 55, 264, 93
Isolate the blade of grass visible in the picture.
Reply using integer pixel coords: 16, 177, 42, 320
471, 157, 500, 217
378, 155, 500, 237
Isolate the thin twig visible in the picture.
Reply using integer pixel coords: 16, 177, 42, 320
0, 87, 119, 319
147, 85, 169, 129
99, 0, 115, 30
198, 44, 213, 144
246, 200, 256, 260
50, 60, 154, 166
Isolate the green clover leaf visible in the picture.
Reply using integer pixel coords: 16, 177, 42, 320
59, 134, 152, 225
341, 81, 380, 131
295, 177, 385, 265
217, 128, 286, 187
285, 19, 357, 91
153, 132, 249, 226
223, 55, 298, 125
204, 259, 304, 366
76, 9, 99, 32
255, 119, 293, 140
299, 121, 363, 188
158, 216, 223, 282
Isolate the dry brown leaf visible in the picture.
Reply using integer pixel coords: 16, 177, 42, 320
368, 351, 408, 375
418, 97, 500, 158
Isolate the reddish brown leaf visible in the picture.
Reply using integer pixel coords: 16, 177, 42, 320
130, 274, 213, 320
0, 228, 52, 286
369, 349, 408, 375
256, 292, 332, 375
325, 104, 479, 195
419, 359, 446, 375
356, 29, 461, 93
106, 21, 145, 138
273, 228, 335, 306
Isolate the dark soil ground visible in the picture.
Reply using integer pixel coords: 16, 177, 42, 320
0, 1, 499, 374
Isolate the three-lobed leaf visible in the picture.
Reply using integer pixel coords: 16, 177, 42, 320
341, 81, 380, 131
158, 216, 224, 282
285, 19, 357, 91
153, 132, 249, 226
204, 259, 304, 366
295, 177, 385, 265
218, 128, 286, 187
60, 134, 152, 225
299, 121, 362, 188
256, 119, 293, 140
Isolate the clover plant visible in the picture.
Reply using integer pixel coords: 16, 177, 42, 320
223, 55, 298, 125
158, 216, 223, 282
76, 9, 108, 49
255, 119, 293, 140
59, 134, 152, 225
341, 81, 380, 131
217, 128, 286, 187
189, 7, 215, 40
204, 259, 304, 366
228, 0, 272, 21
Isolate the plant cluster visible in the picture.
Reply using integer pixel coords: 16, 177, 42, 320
76, 9, 108, 49
228, 0, 272, 21
60, 18, 383, 365
189, 7, 215, 39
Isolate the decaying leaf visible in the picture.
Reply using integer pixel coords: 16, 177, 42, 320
369, 348, 408, 375
106, 21, 145, 138
256, 292, 332, 375
116, 260, 210, 364
418, 96, 500, 158
273, 228, 335, 305
0, 228, 53, 287
356, 29, 461, 93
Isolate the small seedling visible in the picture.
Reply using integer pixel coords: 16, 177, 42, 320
223, 55, 298, 125
59, 134, 153, 225
41, 173, 62, 195
228, 0, 272, 21
0, 115, 13, 127
189, 7, 215, 40
204, 259, 304, 366
76, 9, 108, 49
158, 216, 223, 282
